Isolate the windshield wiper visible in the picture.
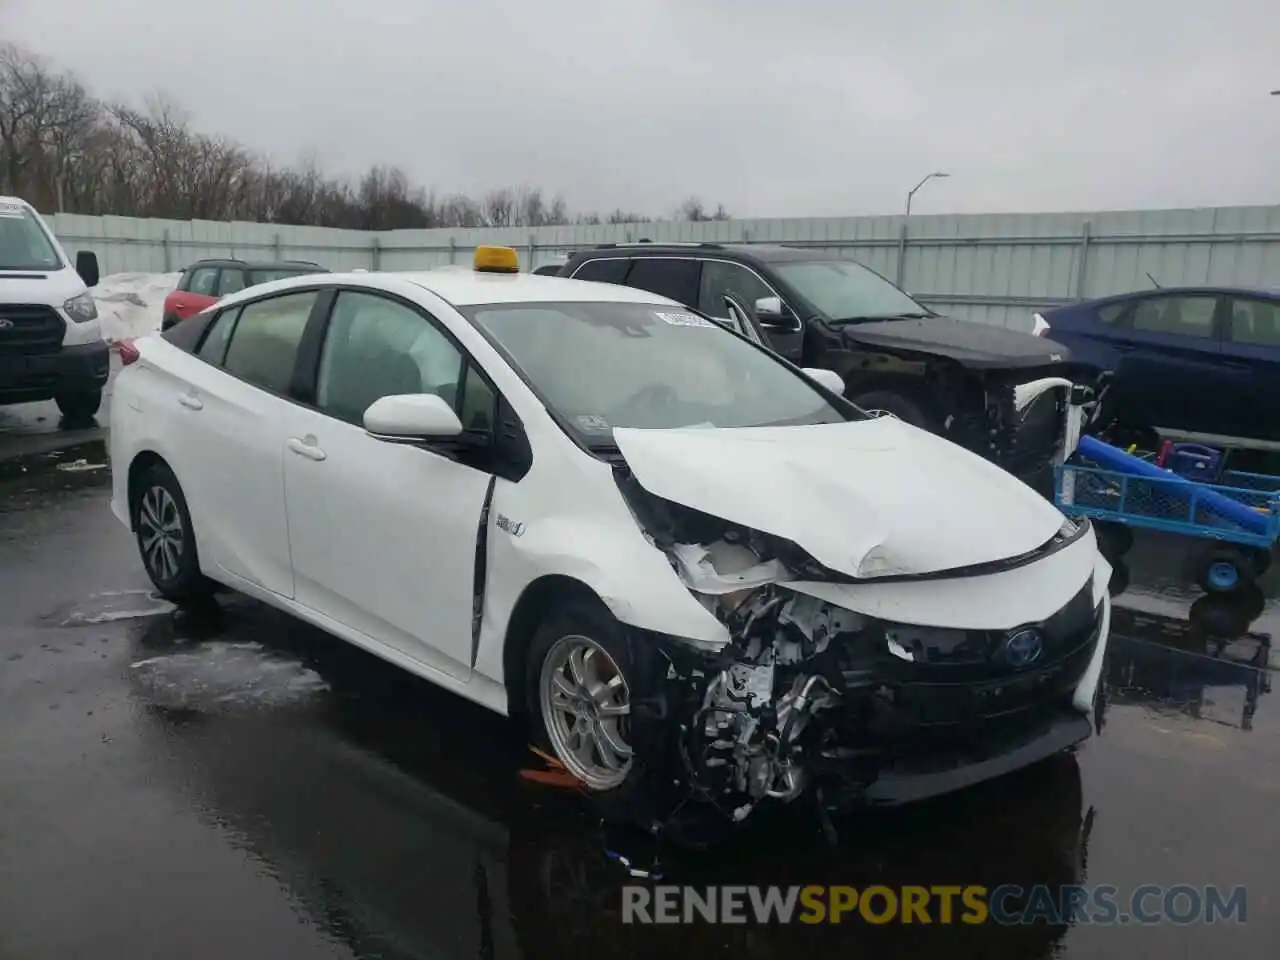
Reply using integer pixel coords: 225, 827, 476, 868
833, 311, 932, 322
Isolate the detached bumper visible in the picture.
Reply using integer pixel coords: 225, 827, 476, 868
857, 709, 1093, 805
828, 590, 1110, 808
0, 341, 110, 402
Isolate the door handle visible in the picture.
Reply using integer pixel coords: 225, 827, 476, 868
1221, 359, 1250, 370
287, 437, 327, 461
178, 394, 203, 410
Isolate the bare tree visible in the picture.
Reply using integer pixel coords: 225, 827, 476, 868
678, 196, 731, 222
0, 42, 732, 229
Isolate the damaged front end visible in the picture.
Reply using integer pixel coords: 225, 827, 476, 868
616, 471, 1105, 827
942, 367, 1102, 486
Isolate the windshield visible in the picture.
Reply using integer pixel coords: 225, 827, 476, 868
773, 259, 928, 322
0, 202, 62, 271
464, 301, 851, 441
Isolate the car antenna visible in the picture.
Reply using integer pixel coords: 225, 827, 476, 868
1145, 271, 1161, 288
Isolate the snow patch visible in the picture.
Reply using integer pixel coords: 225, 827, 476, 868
130, 641, 330, 711
91, 271, 180, 342
55, 589, 176, 626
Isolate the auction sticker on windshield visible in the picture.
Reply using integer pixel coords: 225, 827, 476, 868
0, 201, 25, 218
655, 311, 715, 329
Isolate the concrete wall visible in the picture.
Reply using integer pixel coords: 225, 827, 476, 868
47, 205, 1280, 333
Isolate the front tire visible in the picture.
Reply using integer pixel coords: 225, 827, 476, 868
56, 389, 102, 426
133, 462, 214, 604
528, 601, 637, 792
524, 599, 686, 828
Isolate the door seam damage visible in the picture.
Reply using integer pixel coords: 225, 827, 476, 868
470, 475, 497, 670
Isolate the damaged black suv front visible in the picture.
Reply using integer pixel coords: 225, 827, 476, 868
603, 419, 1113, 829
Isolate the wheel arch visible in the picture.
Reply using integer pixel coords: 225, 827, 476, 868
126, 449, 171, 530
501, 573, 612, 718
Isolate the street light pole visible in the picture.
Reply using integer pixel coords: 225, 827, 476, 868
905, 172, 950, 216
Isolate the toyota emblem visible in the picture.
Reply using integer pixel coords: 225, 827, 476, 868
1003, 628, 1044, 668
0, 318, 14, 331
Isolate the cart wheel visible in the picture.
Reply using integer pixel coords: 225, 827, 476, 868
1189, 587, 1264, 638
1094, 521, 1134, 559
1107, 560, 1130, 598
1195, 546, 1258, 595
1247, 547, 1273, 577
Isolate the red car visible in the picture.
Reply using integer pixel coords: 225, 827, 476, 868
162, 258, 329, 330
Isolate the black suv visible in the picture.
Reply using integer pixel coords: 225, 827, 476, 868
558, 243, 1091, 484
162, 259, 329, 330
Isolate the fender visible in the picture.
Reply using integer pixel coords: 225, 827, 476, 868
471, 471, 731, 684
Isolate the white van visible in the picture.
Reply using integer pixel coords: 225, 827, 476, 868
0, 196, 107, 423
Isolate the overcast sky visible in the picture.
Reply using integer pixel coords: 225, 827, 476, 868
4, 0, 1278, 218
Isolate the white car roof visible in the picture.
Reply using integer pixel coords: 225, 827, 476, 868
393, 269, 683, 308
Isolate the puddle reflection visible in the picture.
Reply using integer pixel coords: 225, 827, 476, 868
123, 602, 1097, 960
113, 520, 1279, 960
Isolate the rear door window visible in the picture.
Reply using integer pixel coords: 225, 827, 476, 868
217, 269, 247, 296
222, 291, 318, 395
186, 267, 219, 297
1095, 301, 1129, 325
570, 258, 630, 284
624, 258, 701, 305
1129, 295, 1219, 338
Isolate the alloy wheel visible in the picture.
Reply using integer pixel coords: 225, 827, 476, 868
139, 485, 184, 582
539, 634, 634, 790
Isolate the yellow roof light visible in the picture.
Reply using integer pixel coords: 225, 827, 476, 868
474, 245, 519, 274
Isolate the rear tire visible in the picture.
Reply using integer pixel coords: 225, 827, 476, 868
55, 389, 102, 426
132, 462, 215, 604
848, 389, 934, 430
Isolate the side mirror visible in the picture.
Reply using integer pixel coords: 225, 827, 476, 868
801, 367, 845, 395
753, 295, 799, 332
364, 394, 462, 441
75, 251, 99, 289
754, 295, 784, 319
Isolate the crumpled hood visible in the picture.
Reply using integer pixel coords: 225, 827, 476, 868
840, 316, 1072, 370
612, 417, 1067, 579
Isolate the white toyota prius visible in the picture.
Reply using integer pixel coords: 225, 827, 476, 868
110, 245, 1111, 830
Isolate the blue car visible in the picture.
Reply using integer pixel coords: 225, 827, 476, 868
1035, 286, 1280, 444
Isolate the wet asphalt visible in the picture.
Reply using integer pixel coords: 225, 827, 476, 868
1, 435, 1278, 959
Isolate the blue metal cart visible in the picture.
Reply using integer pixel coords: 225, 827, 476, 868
1055, 437, 1280, 594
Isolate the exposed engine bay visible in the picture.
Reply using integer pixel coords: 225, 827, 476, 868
615, 469, 1106, 827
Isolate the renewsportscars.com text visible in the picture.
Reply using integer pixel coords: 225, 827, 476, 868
621, 884, 1248, 926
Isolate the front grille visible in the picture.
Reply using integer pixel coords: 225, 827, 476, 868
0, 303, 65, 355
836, 586, 1102, 738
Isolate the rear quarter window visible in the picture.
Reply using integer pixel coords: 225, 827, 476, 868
1096, 301, 1128, 325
